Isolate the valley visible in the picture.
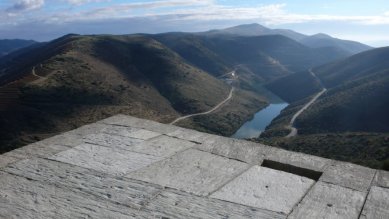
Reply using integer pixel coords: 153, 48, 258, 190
0, 23, 388, 170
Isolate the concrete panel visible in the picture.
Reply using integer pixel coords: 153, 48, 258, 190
51, 143, 162, 176
374, 170, 389, 188
100, 114, 179, 134
128, 149, 249, 196
0, 171, 151, 219
166, 128, 216, 143
145, 188, 286, 219
0, 154, 20, 168
320, 161, 376, 191
101, 124, 161, 140
4, 158, 162, 209
10, 143, 72, 159
125, 129, 161, 140
360, 186, 389, 219
288, 182, 365, 219
66, 123, 109, 137
83, 133, 143, 151
196, 135, 266, 164
210, 166, 315, 214
129, 135, 196, 157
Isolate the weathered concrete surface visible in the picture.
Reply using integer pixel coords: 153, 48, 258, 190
0, 154, 20, 168
99, 114, 179, 134
288, 182, 366, 219
0, 172, 152, 219
0, 114, 388, 218
4, 158, 163, 209
196, 135, 266, 164
128, 149, 249, 196
144, 188, 286, 219
320, 161, 376, 191
166, 128, 216, 143
374, 170, 389, 188
130, 135, 196, 157
211, 165, 315, 214
360, 186, 389, 219
51, 143, 162, 176
83, 133, 144, 151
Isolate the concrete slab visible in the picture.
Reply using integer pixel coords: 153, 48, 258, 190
373, 170, 389, 188
145, 188, 286, 219
4, 158, 162, 209
0, 171, 151, 218
100, 114, 179, 134
10, 143, 72, 159
66, 123, 109, 137
210, 165, 315, 214
320, 161, 376, 191
128, 149, 249, 196
33, 133, 85, 147
360, 186, 389, 219
196, 135, 266, 164
288, 182, 366, 219
129, 135, 196, 157
166, 128, 215, 143
0, 154, 20, 168
51, 143, 162, 176
125, 129, 161, 140
83, 133, 143, 151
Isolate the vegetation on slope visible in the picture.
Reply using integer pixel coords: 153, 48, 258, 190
259, 47, 389, 170
265, 70, 322, 103
258, 132, 389, 170
0, 34, 237, 153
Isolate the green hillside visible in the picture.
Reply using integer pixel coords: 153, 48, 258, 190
260, 47, 389, 170
1, 34, 265, 153
265, 70, 322, 103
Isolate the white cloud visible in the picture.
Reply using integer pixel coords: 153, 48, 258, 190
64, 0, 109, 6
7, 0, 44, 12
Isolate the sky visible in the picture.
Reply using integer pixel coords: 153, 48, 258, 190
1, 0, 389, 46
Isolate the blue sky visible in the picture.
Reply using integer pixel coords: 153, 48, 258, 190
1, 0, 389, 46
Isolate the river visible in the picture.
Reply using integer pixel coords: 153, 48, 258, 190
232, 101, 288, 139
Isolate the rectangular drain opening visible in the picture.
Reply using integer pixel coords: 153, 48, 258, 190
261, 159, 322, 181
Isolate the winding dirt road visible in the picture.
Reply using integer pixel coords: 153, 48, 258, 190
170, 71, 236, 125
286, 69, 327, 138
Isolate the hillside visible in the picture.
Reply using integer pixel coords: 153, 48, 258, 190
154, 33, 349, 83
295, 47, 389, 134
299, 33, 372, 55
315, 46, 389, 87
0, 39, 36, 57
0, 34, 267, 153
297, 69, 389, 133
265, 70, 322, 103
260, 47, 389, 169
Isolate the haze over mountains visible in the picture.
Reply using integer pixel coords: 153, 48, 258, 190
1, 23, 388, 169
202, 24, 372, 55
0, 39, 36, 57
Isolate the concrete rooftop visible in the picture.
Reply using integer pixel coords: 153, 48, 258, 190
0, 114, 388, 218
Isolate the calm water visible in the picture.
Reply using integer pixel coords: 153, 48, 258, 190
232, 102, 288, 139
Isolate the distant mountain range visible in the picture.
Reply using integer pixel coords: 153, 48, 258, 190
0, 39, 36, 57
202, 23, 372, 55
